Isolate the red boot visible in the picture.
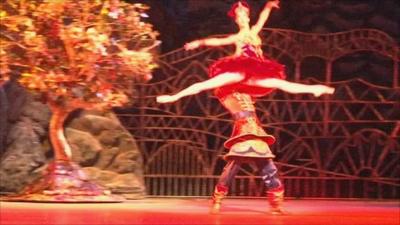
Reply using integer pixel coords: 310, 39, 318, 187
210, 184, 228, 214
267, 185, 284, 214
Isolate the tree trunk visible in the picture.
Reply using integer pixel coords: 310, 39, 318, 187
49, 105, 72, 161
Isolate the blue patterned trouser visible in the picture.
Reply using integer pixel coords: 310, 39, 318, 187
217, 158, 282, 190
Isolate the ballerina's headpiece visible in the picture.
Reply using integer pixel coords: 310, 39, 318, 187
228, 1, 250, 19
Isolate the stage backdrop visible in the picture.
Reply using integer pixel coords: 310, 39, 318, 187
116, 28, 400, 199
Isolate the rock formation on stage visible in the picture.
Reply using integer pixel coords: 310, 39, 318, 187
0, 82, 145, 199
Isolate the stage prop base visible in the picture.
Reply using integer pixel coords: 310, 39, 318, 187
0, 161, 124, 203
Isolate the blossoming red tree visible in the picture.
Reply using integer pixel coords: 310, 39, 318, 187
0, 0, 159, 201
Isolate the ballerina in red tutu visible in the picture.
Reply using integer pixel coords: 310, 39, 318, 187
157, 0, 334, 214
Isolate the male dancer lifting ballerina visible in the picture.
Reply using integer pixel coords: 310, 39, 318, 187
157, 0, 334, 214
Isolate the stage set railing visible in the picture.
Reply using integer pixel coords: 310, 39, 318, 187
117, 28, 399, 199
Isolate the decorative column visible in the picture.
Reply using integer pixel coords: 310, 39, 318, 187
394, 60, 398, 88
323, 60, 333, 136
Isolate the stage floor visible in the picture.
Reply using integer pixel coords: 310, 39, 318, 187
0, 198, 399, 225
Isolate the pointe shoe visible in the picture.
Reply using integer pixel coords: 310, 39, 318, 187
267, 185, 285, 215
210, 185, 228, 214
156, 95, 176, 103
313, 85, 335, 97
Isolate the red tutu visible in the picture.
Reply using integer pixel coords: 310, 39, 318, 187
209, 55, 286, 98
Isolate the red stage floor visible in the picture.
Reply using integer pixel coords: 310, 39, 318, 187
0, 198, 399, 225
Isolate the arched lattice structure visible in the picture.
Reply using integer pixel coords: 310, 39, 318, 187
261, 29, 399, 85
117, 29, 399, 199
324, 129, 399, 198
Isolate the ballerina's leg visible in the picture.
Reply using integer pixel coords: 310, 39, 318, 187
246, 78, 335, 97
157, 72, 245, 103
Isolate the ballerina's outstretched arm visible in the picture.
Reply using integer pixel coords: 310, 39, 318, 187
157, 72, 244, 103
252, 0, 280, 34
184, 34, 237, 50
247, 78, 335, 97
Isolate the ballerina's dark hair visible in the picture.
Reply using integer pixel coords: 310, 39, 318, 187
227, 0, 250, 19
